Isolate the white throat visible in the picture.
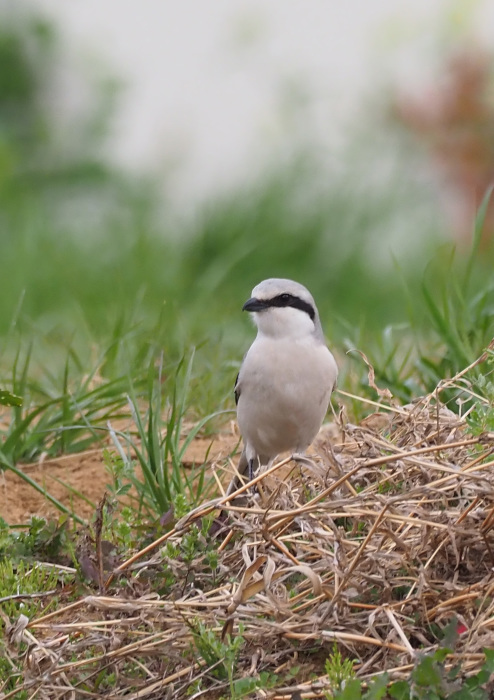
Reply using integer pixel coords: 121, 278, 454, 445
253, 306, 316, 340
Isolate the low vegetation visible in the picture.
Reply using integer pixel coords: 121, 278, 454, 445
1, 345, 494, 698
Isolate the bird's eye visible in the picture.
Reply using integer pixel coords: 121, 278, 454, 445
280, 293, 291, 302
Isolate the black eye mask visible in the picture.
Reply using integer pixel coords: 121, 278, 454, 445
243, 293, 315, 322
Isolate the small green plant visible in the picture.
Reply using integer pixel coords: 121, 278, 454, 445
107, 350, 226, 520
180, 523, 208, 565
189, 621, 243, 694
188, 621, 277, 698
329, 647, 494, 699
0, 644, 26, 699
0, 557, 62, 622
466, 352, 494, 436
324, 644, 357, 696
0, 515, 71, 563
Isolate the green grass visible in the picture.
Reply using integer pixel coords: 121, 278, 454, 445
106, 349, 230, 520
1, 182, 493, 521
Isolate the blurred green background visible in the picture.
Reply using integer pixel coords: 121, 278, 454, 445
0, 4, 493, 411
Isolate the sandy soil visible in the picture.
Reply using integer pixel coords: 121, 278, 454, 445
0, 429, 240, 524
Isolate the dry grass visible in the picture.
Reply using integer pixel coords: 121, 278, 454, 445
2, 360, 494, 698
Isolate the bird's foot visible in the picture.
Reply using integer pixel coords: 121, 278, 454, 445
291, 452, 318, 468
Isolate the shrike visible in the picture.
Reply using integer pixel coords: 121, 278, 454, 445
227, 278, 338, 495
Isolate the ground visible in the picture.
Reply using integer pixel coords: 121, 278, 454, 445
0, 430, 239, 524
3, 398, 494, 698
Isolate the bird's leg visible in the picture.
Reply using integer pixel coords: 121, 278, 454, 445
248, 458, 255, 482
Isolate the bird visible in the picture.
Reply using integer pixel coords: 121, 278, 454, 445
227, 278, 338, 496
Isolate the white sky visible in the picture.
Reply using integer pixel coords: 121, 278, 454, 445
34, 0, 494, 204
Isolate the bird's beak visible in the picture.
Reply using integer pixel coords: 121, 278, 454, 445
242, 297, 267, 312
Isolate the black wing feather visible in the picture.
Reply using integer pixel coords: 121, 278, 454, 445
234, 372, 240, 405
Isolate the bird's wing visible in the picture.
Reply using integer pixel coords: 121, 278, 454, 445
234, 372, 240, 405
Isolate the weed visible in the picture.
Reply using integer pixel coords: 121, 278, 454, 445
0, 558, 61, 622
1, 342, 132, 464
324, 644, 357, 696
0, 647, 26, 698
466, 352, 494, 436
329, 644, 494, 699
188, 621, 277, 698
107, 350, 228, 519
0, 515, 72, 563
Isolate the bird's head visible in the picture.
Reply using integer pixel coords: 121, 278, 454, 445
243, 278, 323, 340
